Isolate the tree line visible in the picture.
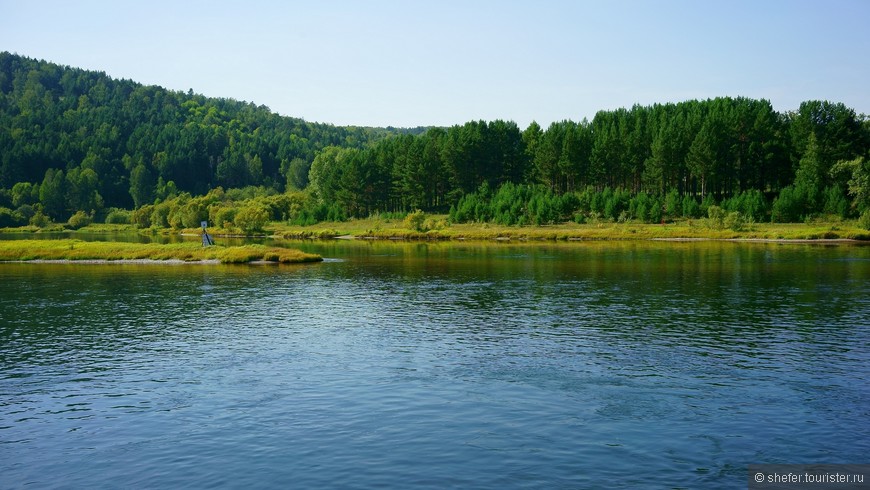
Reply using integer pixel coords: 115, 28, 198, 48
0, 52, 419, 221
1, 51, 869, 229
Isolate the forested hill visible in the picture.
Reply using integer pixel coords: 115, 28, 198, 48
2, 51, 869, 227
0, 52, 420, 208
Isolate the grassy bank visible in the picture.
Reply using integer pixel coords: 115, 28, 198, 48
269, 216, 870, 242
0, 239, 323, 264
3, 216, 869, 242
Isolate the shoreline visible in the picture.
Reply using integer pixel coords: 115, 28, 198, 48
0, 239, 324, 265
5, 258, 222, 265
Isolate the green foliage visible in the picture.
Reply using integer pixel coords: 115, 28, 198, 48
682, 194, 701, 218
290, 200, 346, 226
39, 169, 66, 220
822, 186, 849, 219
771, 183, 814, 222
11, 182, 38, 207
150, 202, 171, 228
67, 210, 92, 229
0, 207, 25, 227
2, 53, 869, 226
233, 203, 270, 233
131, 204, 154, 228
15, 204, 36, 223
29, 210, 50, 227
859, 210, 870, 230
104, 208, 131, 225
725, 211, 746, 231
209, 206, 237, 229
0, 52, 397, 211
831, 157, 870, 213
707, 205, 726, 230
721, 190, 768, 221
404, 210, 427, 231
664, 188, 681, 219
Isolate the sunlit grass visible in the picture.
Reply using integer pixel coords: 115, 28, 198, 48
0, 239, 322, 264
4, 216, 868, 242
271, 215, 870, 241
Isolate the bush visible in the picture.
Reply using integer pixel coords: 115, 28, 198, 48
723, 189, 767, 221
30, 210, 50, 227
180, 200, 209, 228
771, 185, 809, 222
234, 204, 270, 233
707, 205, 726, 230
404, 209, 427, 231
725, 211, 746, 231
15, 204, 36, 222
67, 210, 92, 229
822, 186, 850, 219
859, 210, 870, 230
104, 208, 131, 224
210, 205, 238, 229
0, 207, 25, 227
131, 204, 154, 228
682, 194, 701, 218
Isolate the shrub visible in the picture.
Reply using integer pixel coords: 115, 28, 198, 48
67, 211, 92, 229
404, 209, 426, 231
682, 194, 701, 218
822, 186, 850, 219
104, 209, 131, 224
131, 204, 154, 228
771, 185, 809, 222
0, 207, 24, 228
725, 211, 746, 231
180, 200, 209, 228
210, 205, 238, 229
859, 210, 870, 230
707, 205, 726, 230
30, 210, 51, 227
15, 204, 36, 222
723, 189, 768, 221
150, 202, 171, 228
234, 204, 270, 233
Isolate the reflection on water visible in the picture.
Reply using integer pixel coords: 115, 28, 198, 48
1, 241, 868, 489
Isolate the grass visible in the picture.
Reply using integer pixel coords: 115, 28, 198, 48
3, 215, 869, 242
0, 239, 323, 264
269, 215, 870, 242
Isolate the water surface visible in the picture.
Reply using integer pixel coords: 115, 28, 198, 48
1, 241, 868, 488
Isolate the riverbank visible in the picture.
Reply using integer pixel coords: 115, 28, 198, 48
0, 239, 323, 264
3, 217, 869, 242
268, 218, 870, 242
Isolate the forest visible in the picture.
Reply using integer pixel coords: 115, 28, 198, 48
1, 51, 870, 231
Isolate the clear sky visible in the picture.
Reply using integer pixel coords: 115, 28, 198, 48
2, 0, 869, 128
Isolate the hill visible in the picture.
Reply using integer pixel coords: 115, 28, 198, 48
0, 51, 410, 211
1, 52, 869, 229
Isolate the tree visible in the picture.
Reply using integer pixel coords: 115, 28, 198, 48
831, 156, 870, 213
66, 167, 103, 213
686, 123, 716, 198
129, 163, 155, 208
39, 168, 65, 219
282, 157, 310, 190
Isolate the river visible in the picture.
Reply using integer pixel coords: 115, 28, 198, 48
1, 239, 868, 488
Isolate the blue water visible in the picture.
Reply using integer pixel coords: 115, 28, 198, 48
1, 241, 868, 488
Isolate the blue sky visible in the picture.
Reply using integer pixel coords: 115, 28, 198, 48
2, 0, 869, 128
